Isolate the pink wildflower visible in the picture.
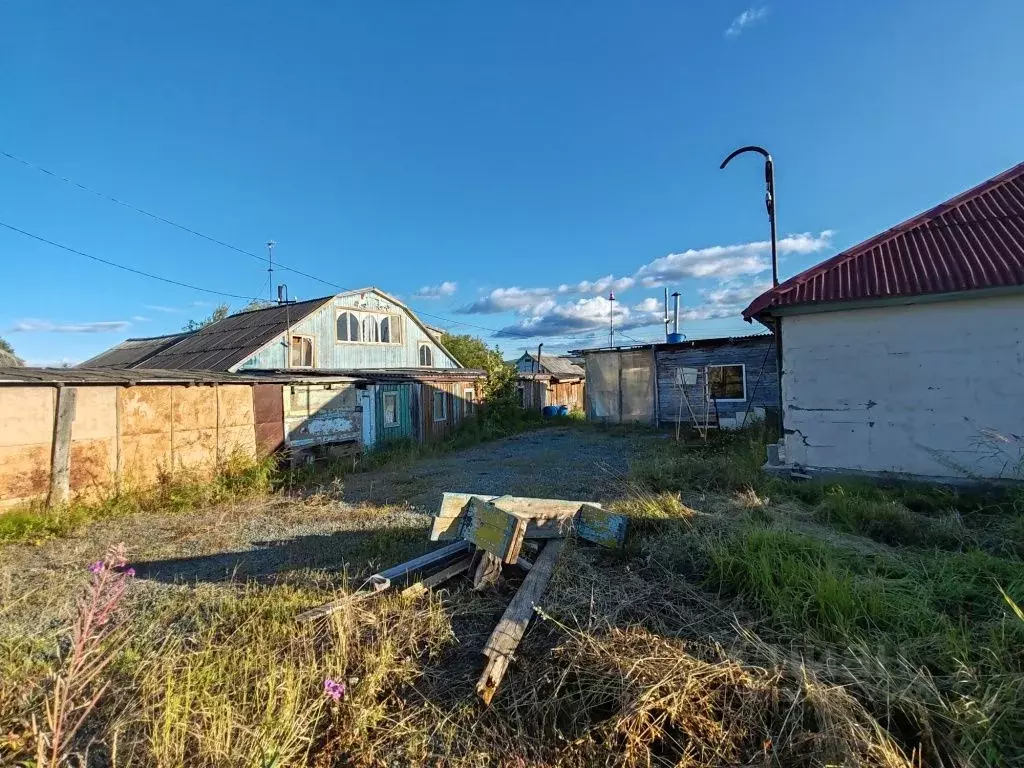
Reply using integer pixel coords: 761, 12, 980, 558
323, 678, 346, 701
88, 561, 104, 574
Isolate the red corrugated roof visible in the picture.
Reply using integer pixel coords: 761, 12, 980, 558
743, 162, 1024, 320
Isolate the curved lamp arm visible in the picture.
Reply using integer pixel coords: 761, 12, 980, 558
720, 145, 771, 169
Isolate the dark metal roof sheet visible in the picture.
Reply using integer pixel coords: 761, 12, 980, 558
246, 367, 485, 382
744, 162, 1024, 320
536, 355, 585, 377
135, 297, 333, 371
78, 333, 190, 368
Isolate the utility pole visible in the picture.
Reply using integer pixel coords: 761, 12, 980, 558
266, 240, 276, 301
608, 291, 615, 348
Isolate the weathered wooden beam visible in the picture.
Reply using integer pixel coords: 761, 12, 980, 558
401, 555, 473, 597
296, 540, 471, 622
465, 497, 528, 563
575, 504, 629, 549
47, 386, 78, 508
472, 550, 503, 590
476, 539, 564, 705
430, 492, 600, 542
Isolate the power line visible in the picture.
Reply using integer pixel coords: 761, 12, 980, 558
0, 221, 262, 302
0, 149, 761, 342
0, 149, 516, 334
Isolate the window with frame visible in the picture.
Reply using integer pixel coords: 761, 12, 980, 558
362, 316, 379, 343
382, 392, 399, 427
289, 335, 314, 367
708, 364, 746, 401
337, 312, 361, 342
419, 344, 433, 367
379, 316, 391, 343
432, 389, 447, 421
464, 387, 476, 414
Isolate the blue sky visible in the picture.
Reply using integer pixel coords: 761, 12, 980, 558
2, 1, 1022, 365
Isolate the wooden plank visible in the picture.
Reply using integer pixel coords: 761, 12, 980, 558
575, 504, 629, 549
473, 550, 503, 590
477, 539, 564, 705
47, 386, 78, 508
465, 497, 528, 563
430, 492, 600, 541
401, 556, 473, 597
296, 541, 470, 622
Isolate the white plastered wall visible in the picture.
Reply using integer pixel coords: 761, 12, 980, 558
781, 293, 1024, 480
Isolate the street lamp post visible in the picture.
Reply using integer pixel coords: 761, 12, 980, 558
720, 145, 784, 429
720, 146, 778, 287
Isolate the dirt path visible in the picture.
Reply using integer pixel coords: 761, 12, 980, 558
0, 426, 633, 634
341, 426, 631, 510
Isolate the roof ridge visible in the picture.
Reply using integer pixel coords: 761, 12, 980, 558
744, 161, 1024, 319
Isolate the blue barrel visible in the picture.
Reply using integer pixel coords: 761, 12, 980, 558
542, 405, 558, 418
556, 405, 569, 416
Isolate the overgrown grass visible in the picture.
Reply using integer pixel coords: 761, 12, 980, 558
0, 452, 277, 545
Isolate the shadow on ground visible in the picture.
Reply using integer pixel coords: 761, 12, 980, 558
131, 525, 431, 584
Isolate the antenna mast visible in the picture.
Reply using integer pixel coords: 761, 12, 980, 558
266, 240, 276, 300
608, 291, 616, 348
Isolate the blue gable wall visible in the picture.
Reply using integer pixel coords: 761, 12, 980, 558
235, 290, 459, 371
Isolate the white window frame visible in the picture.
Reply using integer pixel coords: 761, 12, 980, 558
432, 389, 448, 421
464, 387, 476, 412
382, 391, 400, 427
419, 343, 433, 367
289, 334, 315, 368
707, 363, 747, 402
335, 310, 403, 345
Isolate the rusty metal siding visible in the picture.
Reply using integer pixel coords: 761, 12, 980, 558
375, 382, 415, 443
253, 383, 285, 456
237, 290, 459, 371
283, 381, 361, 449
655, 337, 778, 424
746, 163, 1024, 319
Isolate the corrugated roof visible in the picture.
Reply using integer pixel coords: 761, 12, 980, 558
575, 333, 773, 355
136, 297, 333, 371
537, 355, 585, 377
247, 367, 485, 382
78, 333, 190, 369
0, 367, 364, 386
744, 162, 1024, 320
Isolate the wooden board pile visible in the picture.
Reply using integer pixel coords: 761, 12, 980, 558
297, 492, 628, 705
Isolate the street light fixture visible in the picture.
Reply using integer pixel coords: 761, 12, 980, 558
720, 146, 778, 287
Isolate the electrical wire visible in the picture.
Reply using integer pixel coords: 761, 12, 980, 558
0, 220, 263, 302
1, 149, 766, 344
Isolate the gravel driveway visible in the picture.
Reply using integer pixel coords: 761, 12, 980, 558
0, 426, 632, 634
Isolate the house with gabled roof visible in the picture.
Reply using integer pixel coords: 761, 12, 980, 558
744, 161, 1024, 482
83, 288, 461, 372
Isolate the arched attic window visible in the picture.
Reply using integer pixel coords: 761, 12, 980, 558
419, 344, 433, 367
362, 316, 379, 342
380, 316, 391, 343
337, 311, 361, 342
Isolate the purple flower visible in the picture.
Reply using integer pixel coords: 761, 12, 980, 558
88, 561, 104, 574
123, 567, 136, 578
323, 678, 346, 701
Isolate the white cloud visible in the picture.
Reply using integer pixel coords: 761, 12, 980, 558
10, 319, 132, 334
636, 231, 833, 287
459, 287, 556, 315
144, 305, 180, 314
700, 279, 773, 308
131, 315, 151, 322
558, 275, 636, 296
413, 281, 458, 299
725, 6, 768, 38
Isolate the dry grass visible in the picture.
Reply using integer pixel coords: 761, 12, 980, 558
2, 423, 1023, 766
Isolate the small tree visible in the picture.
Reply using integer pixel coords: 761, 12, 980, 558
0, 336, 23, 366
439, 332, 502, 369
182, 303, 230, 332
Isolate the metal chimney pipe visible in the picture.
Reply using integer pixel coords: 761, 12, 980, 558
672, 292, 681, 335
663, 287, 670, 341
536, 342, 543, 374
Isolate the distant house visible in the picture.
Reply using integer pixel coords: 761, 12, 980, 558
83, 288, 460, 372
80, 288, 481, 456
513, 351, 585, 377
578, 335, 778, 429
744, 161, 1024, 482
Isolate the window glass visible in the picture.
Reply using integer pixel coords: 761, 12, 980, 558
290, 336, 313, 367
336, 312, 350, 341
432, 389, 447, 420
419, 344, 433, 366
348, 313, 361, 342
383, 392, 399, 426
465, 388, 476, 414
380, 316, 390, 343
708, 364, 745, 400
362, 316, 379, 342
